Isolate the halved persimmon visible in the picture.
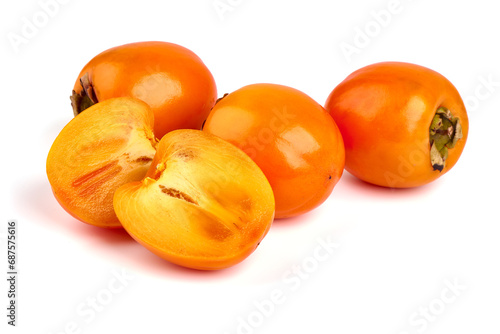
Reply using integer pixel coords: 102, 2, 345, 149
113, 130, 275, 270
71, 41, 217, 138
47, 97, 157, 228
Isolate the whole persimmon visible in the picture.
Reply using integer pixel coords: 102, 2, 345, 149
113, 130, 275, 270
47, 98, 157, 228
203, 84, 345, 219
325, 62, 469, 188
71, 41, 217, 138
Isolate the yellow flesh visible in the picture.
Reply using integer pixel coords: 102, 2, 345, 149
113, 130, 275, 268
47, 98, 157, 227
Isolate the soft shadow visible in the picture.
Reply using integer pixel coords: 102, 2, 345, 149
336, 171, 440, 201
17, 177, 249, 281
271, 209, 320, 229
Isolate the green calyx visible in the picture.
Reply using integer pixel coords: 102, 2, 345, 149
429, 107, 463, 172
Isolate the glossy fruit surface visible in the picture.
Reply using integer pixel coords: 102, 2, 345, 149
325, 62, 469, 188
113, 129, 275, 270
203, 83, 345, 218
71, 41, 217, 138
47, 98, 157, 228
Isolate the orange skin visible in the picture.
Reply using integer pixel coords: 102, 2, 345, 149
203, 84, 345, 219
325, 62, 469, 188
47, 98, 157, 228
73, 41, 217, 138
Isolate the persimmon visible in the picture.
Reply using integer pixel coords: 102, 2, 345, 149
325, 62, 469, 188
113, 130, 275, 270
71, 41, 217, 139
47, 98, 157, 228
203, 84, 345, 219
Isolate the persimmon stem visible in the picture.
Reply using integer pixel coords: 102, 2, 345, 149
429, 107, 463, 172
70, 72, 98, 117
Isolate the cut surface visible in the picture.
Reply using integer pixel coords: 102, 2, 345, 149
47, 97, 157, 228
113, 129, 275, 270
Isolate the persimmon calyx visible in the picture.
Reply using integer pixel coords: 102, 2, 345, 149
429, 107, 463, 172
70, 73, 98, 117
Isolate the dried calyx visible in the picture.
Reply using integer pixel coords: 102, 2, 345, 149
70, 73, 98, 117
429, 107, 463, 172
215, 93, 229, 105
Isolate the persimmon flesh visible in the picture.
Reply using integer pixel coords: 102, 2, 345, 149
46, 98, 157, 228
71, 41, 217, 138
113, 130, 275, 270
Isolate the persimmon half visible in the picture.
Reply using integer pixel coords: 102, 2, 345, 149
71, 41, 217, 139
113, 130, 275, 270
47, 98, 157, 228
325, 62, 469, 188
203, 83, 345, 219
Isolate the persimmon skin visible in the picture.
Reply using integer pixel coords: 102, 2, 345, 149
73, 41, 217, 138
47, 98, 157, 228
325, 62, 469, 188
113, 130, 275, 270
203, 84, 345, 219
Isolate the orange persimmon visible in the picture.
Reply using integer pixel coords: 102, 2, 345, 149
203, 83, 345, 219
325, 62, 469, 188
113, 130, 275, 270
47, 98, 157, 228
71, 41, 217, 138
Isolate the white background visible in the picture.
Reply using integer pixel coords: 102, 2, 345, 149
1, 0, 499, 333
